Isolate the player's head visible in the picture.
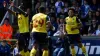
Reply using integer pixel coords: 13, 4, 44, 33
68, 8, 75, 17
38, 7, 46, 13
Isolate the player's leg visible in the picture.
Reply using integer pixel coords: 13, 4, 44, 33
76, 34, 88, 56
68, 35, 76, 56
40, 34, 49, 56
30, 32, 38, 56
70, 44, 76, 56
24, 32, 30, 51
18, 33, 25, 52
42, 44, 49, 56
78, 43, 87, 56
30, 42, 38, 56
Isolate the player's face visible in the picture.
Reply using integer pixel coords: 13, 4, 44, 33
68, 10, 74, 17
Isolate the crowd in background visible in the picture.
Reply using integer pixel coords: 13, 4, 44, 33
0, 0, 100, 36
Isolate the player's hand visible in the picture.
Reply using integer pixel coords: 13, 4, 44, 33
10, 1, 14, 7
3, 1, 7, 7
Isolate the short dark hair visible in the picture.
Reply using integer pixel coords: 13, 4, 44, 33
5, 18, 9, 22
38, 7, 45, 13
68, 8, 75, 13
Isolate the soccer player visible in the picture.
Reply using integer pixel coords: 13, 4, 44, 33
30, 7, 52, 56
65, 8, 88, 56
3, 1, 30, 53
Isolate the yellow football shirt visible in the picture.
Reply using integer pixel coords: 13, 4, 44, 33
32, 13, 47, 33
17, 14, 29, 33
65, 16, 80, 34
20, 50, 30, 56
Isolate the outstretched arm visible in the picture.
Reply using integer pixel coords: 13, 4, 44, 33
10, 2, 27, 16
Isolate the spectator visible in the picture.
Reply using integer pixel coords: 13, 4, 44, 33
1, 18, 13, 44
86, 11, 93, 24
71, 0, 78, 10
92, 11, 96, 18
98, 8, 100, 11
53, 24, 64, 36
0, 40, 10, 56
81, 0, 91, 18
81, 11, 93, 35
53, 25, 65, 56
88, 19, 98, 36
47, 16, 58, 36
64, 2, 68, 16
46, 0, 55, 8
95, 25, 100, 36
46, 7, 50, 15
95, 11, 100, 24
59, 18, 64, 25
75, 6, 81, 15
55, 0, 64, 14
13, 41, 20, 56
35, 2, 41, 13
57, 8, 66, 24
90, 0, 99, 11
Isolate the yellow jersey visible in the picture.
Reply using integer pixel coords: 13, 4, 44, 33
20, 50, 30, 56
32, 13, 47, 33
17, 14, 29, 33
65, 16, 80, 34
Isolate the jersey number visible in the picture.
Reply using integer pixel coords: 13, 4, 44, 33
33, 19, 44, 28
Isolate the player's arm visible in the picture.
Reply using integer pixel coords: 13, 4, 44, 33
76, 17, 82, 29
73, 17, 82, 29
13, 6, 27, 16
3, 1, 16, 16
10, 2, 27, 16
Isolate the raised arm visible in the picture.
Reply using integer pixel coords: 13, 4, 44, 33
10, 2, 27, 16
